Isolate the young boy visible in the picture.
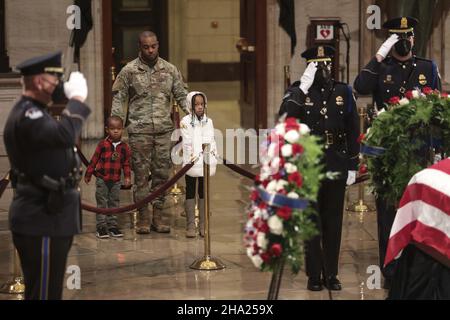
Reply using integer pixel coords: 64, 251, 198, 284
180, 91, 217, 238
85, 116, 131, 239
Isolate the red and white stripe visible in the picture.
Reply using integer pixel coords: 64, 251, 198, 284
384, 158, 450, 267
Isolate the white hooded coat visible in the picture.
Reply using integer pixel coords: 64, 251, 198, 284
180, 91, 217, 177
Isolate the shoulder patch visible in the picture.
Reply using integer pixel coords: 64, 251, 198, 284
24, 107, 43, 120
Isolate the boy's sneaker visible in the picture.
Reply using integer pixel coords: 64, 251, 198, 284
109, 227, 124, 238
96, 226, 110, 239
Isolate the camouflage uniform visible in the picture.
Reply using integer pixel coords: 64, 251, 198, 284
111, 56, 188, 233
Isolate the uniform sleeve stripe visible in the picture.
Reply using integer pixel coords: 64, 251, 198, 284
40, 236, 50, 300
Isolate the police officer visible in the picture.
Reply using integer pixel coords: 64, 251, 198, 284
3, 52, 90, 300
279, 46, 360, 291
353, 16, 442, 289
111, 31, 189, 234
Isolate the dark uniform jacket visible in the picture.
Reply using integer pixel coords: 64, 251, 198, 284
279, 80, 360, 175
354, 56, 441, 108
3, 96, 90, 236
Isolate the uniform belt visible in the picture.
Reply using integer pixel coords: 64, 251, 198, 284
322, 132, 347, 145
17, 175, 78, 190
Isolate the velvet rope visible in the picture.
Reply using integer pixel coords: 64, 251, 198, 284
81, 160, 195, 214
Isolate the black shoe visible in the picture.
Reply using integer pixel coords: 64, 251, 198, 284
109, 227, 124, 238
307, 277, 323, 291
323, 276, 342, 291
96, 226, 110, 239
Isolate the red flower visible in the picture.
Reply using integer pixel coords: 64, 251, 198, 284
277, 206, 292, 220
270, 243, 283, 257
261, 252, 271, 263
273, 172, 283, 180
405, 90, 413, 100
288, 171, 303, 187
250, 190, 259, 201
258, 202, 268, 210
359, 164, 368, 174
356, 133, 365, 144
292, 143, 304, 155
285, 117, 300, 131
441, 92, 448, 98
259, 222, 269, 233
388, 96, 400, 105
262, 180, 269, 188
422, 87, 433, 95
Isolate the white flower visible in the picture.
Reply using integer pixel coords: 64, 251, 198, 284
287, 192, 299, 199
250, 254, 263, 268
276, 179, 288, 191
268, 215, 283, 235
261, 209, 269, 220
253, 208, 262, 218
266, 180, 278, 193
412, 90, 420, 99
246, 247, 254, 258
299, 123, 311, 135
399, 97, 409, 105
284, 163, 297, 174
267, 143, 277, 158
281, 144, 293, 157
284, 130, 300, 144
256, 232, 268, 249
377, 108, 386, 116
270, 157, 281, 170
275, 123, 286, 136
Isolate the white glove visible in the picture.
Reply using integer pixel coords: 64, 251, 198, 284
64, 71, 88, 102
346, 170, 356, 186
299, 62, 317, 95
376, 34, 399, 60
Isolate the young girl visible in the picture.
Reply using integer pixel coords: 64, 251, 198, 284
180, 91, 217, 238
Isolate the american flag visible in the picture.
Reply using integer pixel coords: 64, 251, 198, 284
384, 158, 450, 267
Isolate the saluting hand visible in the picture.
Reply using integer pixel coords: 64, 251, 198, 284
64, 71, 88, 102
376, 34, 399, 62
299, 62, 318, 95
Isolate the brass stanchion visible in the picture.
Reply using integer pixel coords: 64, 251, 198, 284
190, 144, 225, 270
0, 249, 25, 294
347, 104, 375, 213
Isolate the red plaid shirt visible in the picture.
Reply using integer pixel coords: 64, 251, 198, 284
85, 137, 131, 182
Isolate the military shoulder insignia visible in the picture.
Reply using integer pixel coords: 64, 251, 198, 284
418, 74, 427, 85
336, 96, 344, 106
180, 122, 187, 129
24, 107, 43, 120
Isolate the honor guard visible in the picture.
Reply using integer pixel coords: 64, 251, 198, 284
353, 17, 442, 289
279, 45, 360, 291
354, 16, 441, 110
3, 51, 90, 299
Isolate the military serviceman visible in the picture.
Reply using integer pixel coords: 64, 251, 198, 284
3, 52, 90, 299
353, 16, 442, 289
279, 46, 360, 291
111, 31, 189, 234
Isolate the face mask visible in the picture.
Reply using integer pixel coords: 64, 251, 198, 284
314, 63, 332, 86
51, 81, 66, 104
394, 38, 412, 57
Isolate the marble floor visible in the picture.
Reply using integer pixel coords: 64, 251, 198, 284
0, 82, 387, 300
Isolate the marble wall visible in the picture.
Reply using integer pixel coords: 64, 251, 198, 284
168, 0, 240, 77
4, 0, 105, 139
